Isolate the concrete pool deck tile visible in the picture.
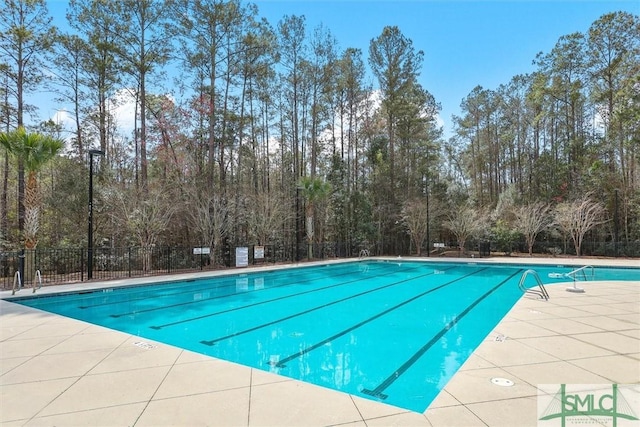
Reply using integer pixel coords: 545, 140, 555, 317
573, 331, 640, 354
570, 354, 640, 383
349, 394, 414, 420
617, 329, 640, 339
517, 335, 616, 360
534, 305, 595, 318
463, 396, 538, 427
0, 324, 34, 341
609, 293, 640, 304
153, 358, 253, 399
425, 390, 461, 408
612, 313, 640, 325
250, 366, 295, 386
248, 379, 363, 426
456, 353, 496, 371
438, 366, 536, 405
363, 410, 431, 426
490, 319, 559, 338
0, 355, 29, 375
424, 404, 487, 426
500, 307, 559, 322
571, 303, 636, 316
472, 337, 560, 367
501, 360, 611, 385
174, 348, 219, 364
10, 319, 90, 340
527, 317, 605, 335
573, 314, 638, 331
38, 366, 171, 416
0, 377, 79, 423
1, 348, 113, 384
42, 329, 130, 354
24, 403, 148, 427
88, 337, 182, 374
137, 388, 251, 427
541, 295, 599, 306
609, 301, 640, 313
0, 335, 69, 359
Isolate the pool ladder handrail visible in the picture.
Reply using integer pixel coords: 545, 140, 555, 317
518, 269, 550, 301
565, 265, 594, 282
11, 270, 21, 295
11, 270, 42, 295
359, 249, 370, 258
36, 269, 43, 290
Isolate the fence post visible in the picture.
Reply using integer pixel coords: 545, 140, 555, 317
18, 249, 25, 289
128, 247, 132, 277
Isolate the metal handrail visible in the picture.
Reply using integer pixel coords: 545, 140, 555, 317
11, 271, 21, 295
518, 269, 550, 301
35, 269, 42, 292
359, 249, 370, 258
565, 265, 594, 282
11, 270, 43, 295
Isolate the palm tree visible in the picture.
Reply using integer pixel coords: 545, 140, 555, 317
298, 176, 331, 260
0, 127, 64, 250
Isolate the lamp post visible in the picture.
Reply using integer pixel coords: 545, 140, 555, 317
614, 188, 619, 257
88, 149, 105, 280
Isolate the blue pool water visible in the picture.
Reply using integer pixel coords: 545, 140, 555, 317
10, 260, 640, 412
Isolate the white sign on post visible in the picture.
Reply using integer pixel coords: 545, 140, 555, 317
254, 246, 265, 259
235, 247, 249, 267
193, 247, 211, 255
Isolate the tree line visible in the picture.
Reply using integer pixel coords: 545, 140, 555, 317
1, 0, 638, 262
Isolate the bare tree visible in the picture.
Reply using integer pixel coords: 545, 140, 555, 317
443, 204, 485, 254
110, 187, 175, 271
184, 187, 231, 265
553, 195, 607, 256
401, 198, 428, 256
513, 202, 551, 256
246, 191, 292, 245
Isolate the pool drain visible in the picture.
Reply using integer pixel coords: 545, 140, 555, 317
133, 341, 156, 350
491, 377, 514, 387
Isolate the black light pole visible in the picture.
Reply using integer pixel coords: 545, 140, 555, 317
88, 149, 105, 280
614, 188, 619, 257
426, 176, 430, 257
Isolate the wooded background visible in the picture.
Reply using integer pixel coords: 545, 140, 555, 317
1, 0, 638, 261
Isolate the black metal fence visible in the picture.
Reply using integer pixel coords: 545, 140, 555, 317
0, 242, 356, 290
2, 239, 635, 291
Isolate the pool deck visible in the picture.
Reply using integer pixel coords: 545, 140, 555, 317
1, 257, 639, 426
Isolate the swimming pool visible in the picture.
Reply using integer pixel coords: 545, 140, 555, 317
9, 260, 640, 412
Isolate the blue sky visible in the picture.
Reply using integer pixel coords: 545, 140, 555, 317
44, 0, 639, 139
253, 0, 639, 138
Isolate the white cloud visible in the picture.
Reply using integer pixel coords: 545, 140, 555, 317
48, 88, 138, 147
108, 89, 138, 138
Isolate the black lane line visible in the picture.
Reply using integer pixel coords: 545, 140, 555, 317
79, 262, 378, 310
361, 268, 523, 400
151, 264, 432, 330
107, 263, 391, 317
199, 266, 462, 346
272, 267, 489, 368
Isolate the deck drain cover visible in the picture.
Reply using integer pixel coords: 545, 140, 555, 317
133, 341, 156, 350
491, 377, 514, 387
